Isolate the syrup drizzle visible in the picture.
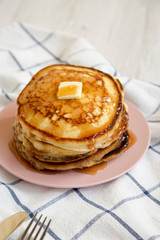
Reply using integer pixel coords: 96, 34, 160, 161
9, 140, 60, 175
75, 162, 107, 175
57, 85, 78, 97
9, 130, 137, 176
128, 130, 137, 148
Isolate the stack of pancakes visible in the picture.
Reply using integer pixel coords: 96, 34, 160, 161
13, 65, 129, 171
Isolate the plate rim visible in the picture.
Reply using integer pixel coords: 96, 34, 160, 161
0, 100, 150, 188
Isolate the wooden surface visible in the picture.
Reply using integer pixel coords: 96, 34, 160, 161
0, 0, 160, 84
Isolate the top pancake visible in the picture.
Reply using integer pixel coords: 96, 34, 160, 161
17, 65, 124, 152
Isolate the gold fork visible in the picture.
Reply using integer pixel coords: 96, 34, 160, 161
19, 212, 52, 240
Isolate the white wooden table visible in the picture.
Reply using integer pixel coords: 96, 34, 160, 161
0, 0, 159, 84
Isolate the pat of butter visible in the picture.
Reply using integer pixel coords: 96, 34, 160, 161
57, 82, 82, 99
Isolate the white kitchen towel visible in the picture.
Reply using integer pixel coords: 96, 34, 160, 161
0, 22, 160, 240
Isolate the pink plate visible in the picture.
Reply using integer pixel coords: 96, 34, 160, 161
0, 101, 150, 188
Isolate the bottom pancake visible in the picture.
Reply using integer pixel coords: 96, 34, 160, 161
12, 131, 129, 171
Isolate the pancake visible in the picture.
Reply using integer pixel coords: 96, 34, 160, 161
13, 103, 128, 163
13, 131, 129, 171
12, 64, 129, 171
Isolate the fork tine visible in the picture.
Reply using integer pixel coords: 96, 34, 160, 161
39, 219, 52, 240
34, 216, 47, 240
26, 214, 42, 240
19, 212, 51, 240
19, 212, 38, 240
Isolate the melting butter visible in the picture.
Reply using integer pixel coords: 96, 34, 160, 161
57, 82, 82, 99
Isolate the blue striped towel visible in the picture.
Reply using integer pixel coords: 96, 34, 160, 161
0, 23, 160, 240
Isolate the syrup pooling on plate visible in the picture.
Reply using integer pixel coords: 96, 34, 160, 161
10, 138, 106, 175
0, 99, 149, 187
128, 130, 137, 148
10, 137, 107, 175
9, 139, 60, 175
13, 65, 130, 172
75, 162, 107, 175
9, 130, 136, 175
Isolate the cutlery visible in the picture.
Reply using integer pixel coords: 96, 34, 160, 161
19, 212, 51, 240
0, 212, 29, 240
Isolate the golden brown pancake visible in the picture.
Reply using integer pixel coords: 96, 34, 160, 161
13, 131, 129, 171
12, 64, 129, 171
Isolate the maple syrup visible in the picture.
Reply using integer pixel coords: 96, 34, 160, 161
127, 130, 137, 149
9, 139, 60, 175
9, 130, 137, 176
75, 162, 107, 175
57, 85, 78, 97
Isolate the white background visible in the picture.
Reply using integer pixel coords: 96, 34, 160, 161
0, 0, 160, 84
